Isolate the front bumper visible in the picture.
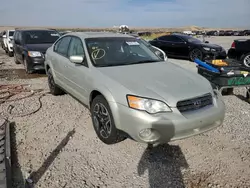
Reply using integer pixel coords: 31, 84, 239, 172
112, 92, 225, 144
203, 50, 227, 60
7, 43, 13, 52
26, 56, 45, 71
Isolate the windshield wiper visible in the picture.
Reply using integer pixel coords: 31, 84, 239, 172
95, 60, 161, 67
129, 60, 161, 65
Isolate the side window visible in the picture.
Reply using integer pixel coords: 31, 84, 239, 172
14, 32, 19, 43
158, 36, 169, 41
171, 36, 184, 42
67, 37, 84, 56
158, 35, 183, 42
54, 36, 71, 56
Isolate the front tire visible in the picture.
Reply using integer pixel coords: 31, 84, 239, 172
90, 95, 126, 144
8, 50, 13, 57
241, 53, 250, 67
24, 58, 33, 74
14, 53, 20, 64
47, 68, 64, 95
189, 48, 203, 61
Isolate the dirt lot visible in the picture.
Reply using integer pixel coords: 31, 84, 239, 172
0, 36, 250, 188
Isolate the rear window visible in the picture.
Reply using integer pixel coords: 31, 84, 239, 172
23, 30, 60, 44
9, 31, 14, 36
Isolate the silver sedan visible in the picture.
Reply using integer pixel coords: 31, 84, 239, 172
44, 32, 226, 145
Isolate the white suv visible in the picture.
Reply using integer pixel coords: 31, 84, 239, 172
2, 30, 15, 57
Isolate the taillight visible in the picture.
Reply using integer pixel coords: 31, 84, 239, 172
231, 41, 235, 48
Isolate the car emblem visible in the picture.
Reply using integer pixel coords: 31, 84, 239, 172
193, 100, 202, 107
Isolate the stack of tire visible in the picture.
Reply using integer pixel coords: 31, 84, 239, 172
0, 119, 11, 188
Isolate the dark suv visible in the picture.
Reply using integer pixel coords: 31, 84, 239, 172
13, 29, 60, 73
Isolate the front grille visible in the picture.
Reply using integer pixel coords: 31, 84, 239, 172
177, 93, 213, 112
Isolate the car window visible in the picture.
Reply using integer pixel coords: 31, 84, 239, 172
68, 37, 84, 56
85, 37, 161, 67
9, 31, 14, 36
23, 30, 60, 44
54, 36, 71, 56
159, 35, 183, 42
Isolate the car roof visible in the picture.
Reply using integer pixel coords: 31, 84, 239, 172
64, 32, 134, 39
171, 33, 191, 38
15, 28, 57, 32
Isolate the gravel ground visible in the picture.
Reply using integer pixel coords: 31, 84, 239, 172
0, 36, 250, 188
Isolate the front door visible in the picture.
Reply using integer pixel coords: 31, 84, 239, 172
52, 36, 72, 88
62, 36, 90, 104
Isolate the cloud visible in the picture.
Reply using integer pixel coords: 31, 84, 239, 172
0, 0, 249, 28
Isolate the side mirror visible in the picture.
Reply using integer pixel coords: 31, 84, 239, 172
164, 56, 168, 62
69, 55, 84, 64
155, 51, 161, 57
2, 35, 6, 38
205, 41, 209, 43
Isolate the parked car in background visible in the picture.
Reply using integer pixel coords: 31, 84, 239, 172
224, 30, 234, 36
243, 30, 250, 36
129, 33, 167, 61
227, 39, 250, 67
218, 30, 226, 36
206, 30, 218, 36
2, 30, 15, 56
148, 33, 227, 61
44, 32, 225, 145
13, 28, 60, 73
59, 30, 72, 36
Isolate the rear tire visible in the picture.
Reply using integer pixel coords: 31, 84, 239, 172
47, 68, 64, 96
90, 95, 126, 144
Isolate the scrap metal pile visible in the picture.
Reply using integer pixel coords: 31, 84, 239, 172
0, 84, 49, 188
194, 58, 250, 100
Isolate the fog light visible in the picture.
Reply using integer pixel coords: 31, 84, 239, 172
139, 128, 152, 138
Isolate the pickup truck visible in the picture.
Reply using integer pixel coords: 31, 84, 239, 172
227, 39, 250, 67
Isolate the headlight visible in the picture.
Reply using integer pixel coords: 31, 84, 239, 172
28, 51, 42, 57
127, 95, 172, 114
203, 47, 210, 51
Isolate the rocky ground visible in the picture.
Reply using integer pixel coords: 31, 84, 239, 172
0, 36, 250, 188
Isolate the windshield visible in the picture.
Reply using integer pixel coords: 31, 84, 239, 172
23, 30, 60, 44
9, 31, 14, 36
85, 37, 161, 67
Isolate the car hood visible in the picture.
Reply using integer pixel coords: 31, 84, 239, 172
98, 62, 213, 107
200, 43, 222, 49
25, 43, 54, 53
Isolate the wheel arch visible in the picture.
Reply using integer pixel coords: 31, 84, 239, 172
89, 88, 122, 129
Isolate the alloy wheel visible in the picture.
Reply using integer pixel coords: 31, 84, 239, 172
93, 103, 111, 138
243, 55, 250, 67
190, 49, 202, 61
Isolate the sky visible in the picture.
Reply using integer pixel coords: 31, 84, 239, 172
0, 0, 250, 28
